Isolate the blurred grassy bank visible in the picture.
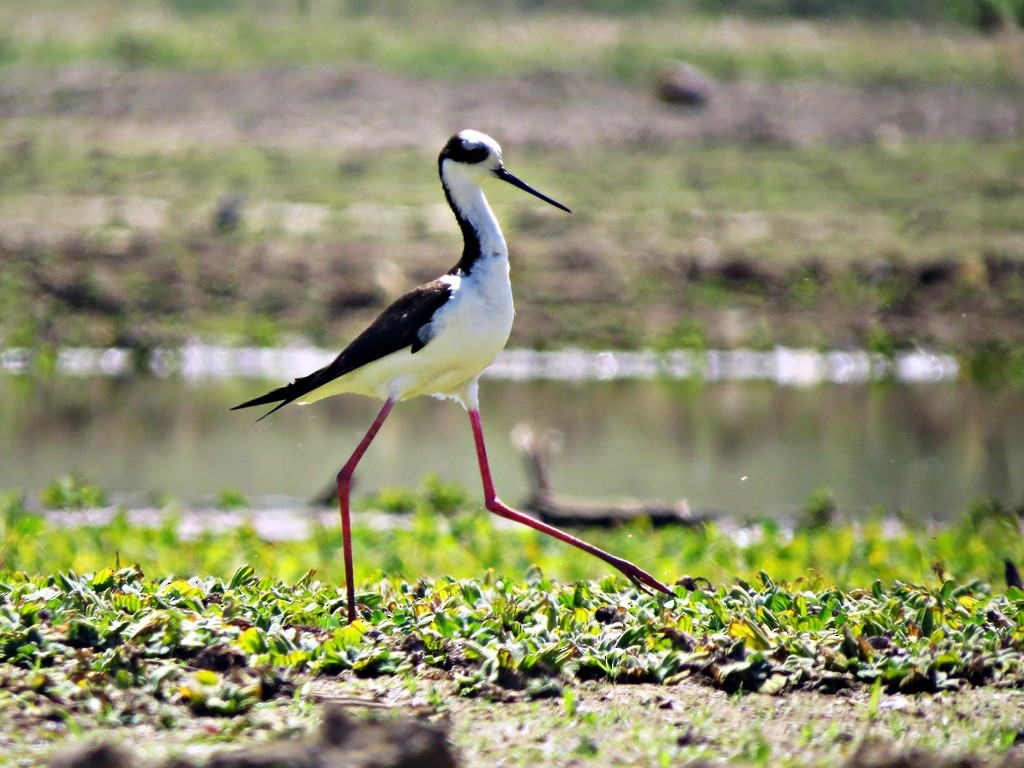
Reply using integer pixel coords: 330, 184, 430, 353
1, 138, 1022, 362
1, 0, 1023, 373
1, 0, 1021, 85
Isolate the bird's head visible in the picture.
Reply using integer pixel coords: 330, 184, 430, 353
439, 130, 571, 213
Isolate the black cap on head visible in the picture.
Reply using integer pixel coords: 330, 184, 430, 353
440, 134, 492, 165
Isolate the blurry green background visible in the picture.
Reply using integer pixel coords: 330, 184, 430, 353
1, 0, 1022, 358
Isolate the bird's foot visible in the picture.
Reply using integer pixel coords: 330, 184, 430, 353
619, 563, 675, 597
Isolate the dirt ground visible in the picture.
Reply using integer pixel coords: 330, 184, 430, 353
2, 66, 1023, 152
42, 677, 1024, 768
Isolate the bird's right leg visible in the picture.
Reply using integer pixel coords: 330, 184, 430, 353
467, 407, 674, 597
337, 397, 396, 623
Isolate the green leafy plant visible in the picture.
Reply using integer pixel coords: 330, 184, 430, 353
216, 488, 250, 511
39, 475, 108, 510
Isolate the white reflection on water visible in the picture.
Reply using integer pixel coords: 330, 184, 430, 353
2, 344, 959, 385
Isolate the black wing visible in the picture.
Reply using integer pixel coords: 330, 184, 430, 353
232, 280, 453, 419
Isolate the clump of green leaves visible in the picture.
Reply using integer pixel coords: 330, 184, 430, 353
215, 487, 250, 511
39, 475, 108, 510
357, 474, 464, 515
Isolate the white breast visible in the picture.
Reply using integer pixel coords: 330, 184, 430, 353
299, 257, 514, 406
401, 257, 515, 399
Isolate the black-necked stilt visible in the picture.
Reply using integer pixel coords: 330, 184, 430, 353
233, 130, 673, 621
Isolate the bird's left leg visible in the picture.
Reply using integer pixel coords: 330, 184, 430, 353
463, 388, 673, 597
337, 397, 396, 622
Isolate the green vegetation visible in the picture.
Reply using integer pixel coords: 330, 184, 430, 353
3, 118, 1020, 223
39, 475, 108, 510
215, 488, 251, 511
2, 486, 1022, 590
0, 486, 1022, 765
0, 0, 1019, 85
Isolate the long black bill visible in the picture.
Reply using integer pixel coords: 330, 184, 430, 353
495, 167, 571, 213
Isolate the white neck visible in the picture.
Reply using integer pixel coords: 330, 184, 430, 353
443, 167, 508, 274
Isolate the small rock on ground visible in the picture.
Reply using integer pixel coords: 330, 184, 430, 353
48, 706, 457, 768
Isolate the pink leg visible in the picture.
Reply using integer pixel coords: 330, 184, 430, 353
467, 409, 673, 596
337, 397, 396, 623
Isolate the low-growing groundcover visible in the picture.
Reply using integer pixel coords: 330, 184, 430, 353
0, 488, 1023, 766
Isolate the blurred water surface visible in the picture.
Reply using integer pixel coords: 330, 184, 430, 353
1, 371, 1021, 521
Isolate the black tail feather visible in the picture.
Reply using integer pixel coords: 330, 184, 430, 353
231, 381, 309, 421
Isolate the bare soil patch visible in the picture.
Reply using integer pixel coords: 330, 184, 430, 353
2, 67, 1022, 152
40, 680, 1024, 768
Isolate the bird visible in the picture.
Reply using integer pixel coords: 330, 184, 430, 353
232, 130, 674, 622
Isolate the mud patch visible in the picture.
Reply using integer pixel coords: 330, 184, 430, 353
1, 68, 1022, 153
